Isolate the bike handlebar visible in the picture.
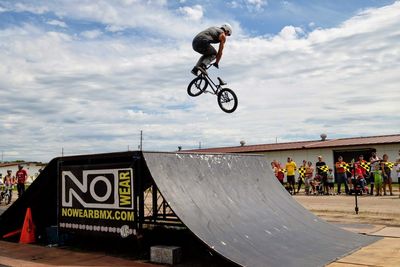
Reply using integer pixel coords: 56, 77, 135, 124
206, 63, 218, 69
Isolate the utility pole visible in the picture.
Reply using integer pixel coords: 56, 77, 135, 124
139, 130, 143, 151
199, 141, 201, 149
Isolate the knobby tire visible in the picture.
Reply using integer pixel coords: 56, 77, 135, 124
217, 88, 238, 113
187, 76, 208, 97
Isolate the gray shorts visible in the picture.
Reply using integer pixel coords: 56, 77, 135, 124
192, 39, 217, 56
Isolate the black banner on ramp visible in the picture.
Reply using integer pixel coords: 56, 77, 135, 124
59, 165, 135, 238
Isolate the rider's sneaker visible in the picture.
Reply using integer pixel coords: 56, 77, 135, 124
191, 67, 198, 76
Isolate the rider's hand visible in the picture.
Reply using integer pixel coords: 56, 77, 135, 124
213, 62, 219, 69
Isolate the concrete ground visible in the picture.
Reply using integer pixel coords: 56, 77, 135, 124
294, 191, 400, 226
294, 192, 400, 267
0, 241, 159, 267
0, 190, 399, 266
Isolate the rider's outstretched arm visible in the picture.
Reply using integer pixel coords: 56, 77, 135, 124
215, 33, 226, 65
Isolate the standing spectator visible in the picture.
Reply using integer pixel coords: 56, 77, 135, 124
395, 157, 400, 198
353, 155, 368, 192
355, 155, 368, 178
297, 160, 307, 194
335, 156, 349, 195
326, 168, 335, 195
16, 165, 28, 197
3, 170, 15, 204
271, 161, 284, 185
381, 154, 393, 196
373, 163, 383, 196
369, 152, 381, 195
285, 157, 297, 195
4, 170, 15, 184
316, 156, 328, 194
305, 161, 314, 195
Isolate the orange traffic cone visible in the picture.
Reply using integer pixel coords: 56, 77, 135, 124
19, 207, 36, 244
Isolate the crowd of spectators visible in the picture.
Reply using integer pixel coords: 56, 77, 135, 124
271, 152, 400, 197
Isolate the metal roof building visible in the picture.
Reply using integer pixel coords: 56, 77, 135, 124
186, 134, 400, 178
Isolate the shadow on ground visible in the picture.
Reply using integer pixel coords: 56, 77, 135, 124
58, 228, 237, 267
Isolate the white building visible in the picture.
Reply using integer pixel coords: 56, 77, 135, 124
188, 134, 400, 180
0, 162, 46, 184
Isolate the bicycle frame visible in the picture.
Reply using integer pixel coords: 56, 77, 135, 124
199, 73, 221, 95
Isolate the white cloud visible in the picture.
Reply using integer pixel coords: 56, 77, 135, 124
80, 29, 103, 39
229, 0, 268, 11
47, 19, 67, 28
14, 3, 49, 14
277, 25, 304, 40
230, 1, 241, 9
246, 0, 267, 9
178, 5, 203, 21
4, 0, 206, 39
246, 0, 267, 12
0, 1, 399, 161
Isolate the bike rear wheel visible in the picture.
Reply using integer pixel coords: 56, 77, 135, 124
187, 76, 208, 97
217, 88, 238, 113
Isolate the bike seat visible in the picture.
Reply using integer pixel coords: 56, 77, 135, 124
217, 77, 227, 85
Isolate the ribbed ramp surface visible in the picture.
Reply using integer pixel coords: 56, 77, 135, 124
143, 152, 379, 267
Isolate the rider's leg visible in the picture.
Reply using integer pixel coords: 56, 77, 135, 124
194, 53, 216, 75
192, 40, 217, 74
196, 53, 216, 68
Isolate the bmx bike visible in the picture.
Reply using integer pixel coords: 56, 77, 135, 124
187, 65, 238, 113
0, 185, 12, 205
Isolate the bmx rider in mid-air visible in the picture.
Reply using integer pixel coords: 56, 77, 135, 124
191, 23, 232, 76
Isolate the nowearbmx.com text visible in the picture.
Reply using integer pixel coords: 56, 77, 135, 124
61, 208, 134, 221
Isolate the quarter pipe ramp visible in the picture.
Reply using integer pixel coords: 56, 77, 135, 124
143, 152, 378, 267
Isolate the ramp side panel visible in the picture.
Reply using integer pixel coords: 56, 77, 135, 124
0, 158, 59, 237
143, 152, 378, 267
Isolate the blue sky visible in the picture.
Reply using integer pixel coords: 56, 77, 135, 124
0, 0, 399, 162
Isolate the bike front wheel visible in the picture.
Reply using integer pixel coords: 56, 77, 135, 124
3, 193, 9, 205
187, 76, 208, 97
217, 88, 238, 113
